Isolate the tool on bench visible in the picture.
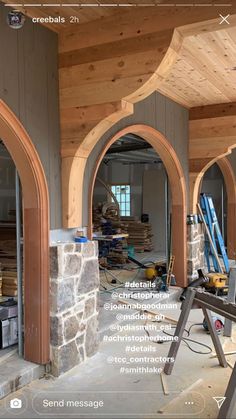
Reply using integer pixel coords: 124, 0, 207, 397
180, 269, 227, 332
204, 272, 228, 295
180, 269, 228, 300
180, 269, 209, 301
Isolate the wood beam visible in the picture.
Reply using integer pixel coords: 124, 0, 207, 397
189, 115, 236, 160
190, 102, 236, 120
59, 30, 173, 69
60, 100, 133, 158
106, 143, 152, 154
59, 6, 236, 53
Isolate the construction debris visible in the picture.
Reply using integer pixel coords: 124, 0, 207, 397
93, 202, 120, 233
210, 351, 236, 359
122, 219, 154, 252
226, 359, 234, 369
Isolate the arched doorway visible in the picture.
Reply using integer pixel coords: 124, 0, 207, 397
190, 157, 236, 259
88, 125, 187, 287
0, 100, 49, 364
198, 157, 236, 260
217, 158, 236, 260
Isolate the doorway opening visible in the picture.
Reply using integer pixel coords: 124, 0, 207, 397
89, 126, 187, 337
88, 125, 187, 288
201, 163, 227, 243
0, 140, 23, 361
201, 159, 236, 260
92, 133, 171, 270
0, 100, 49, 365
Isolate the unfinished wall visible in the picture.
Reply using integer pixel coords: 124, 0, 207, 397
83, 91, 189, 228
143, 166, 167, 253
93, 160, 167, 252
0, 5, 61, 229
94, 161, 162, 218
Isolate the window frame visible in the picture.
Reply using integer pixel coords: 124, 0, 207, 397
110, 183, 131, 216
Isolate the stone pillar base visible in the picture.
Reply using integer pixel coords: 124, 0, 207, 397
187, 222, 205, 283
49, 241, 99, 376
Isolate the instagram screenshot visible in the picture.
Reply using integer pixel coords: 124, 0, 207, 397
0, 0, 236, 418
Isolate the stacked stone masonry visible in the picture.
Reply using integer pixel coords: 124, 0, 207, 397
187, 223, 205, 282
50, 241, 99, 376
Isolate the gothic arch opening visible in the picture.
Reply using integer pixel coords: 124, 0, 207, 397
88, 125, 187, 286
0, 100, 49, 364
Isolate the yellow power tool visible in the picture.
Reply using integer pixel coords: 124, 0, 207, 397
204, 272, 228, 295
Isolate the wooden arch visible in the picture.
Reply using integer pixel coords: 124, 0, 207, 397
218, 159, 236, 260
191, 157, 236, 260
88, 124, 187, 287
0, 100, 49, 364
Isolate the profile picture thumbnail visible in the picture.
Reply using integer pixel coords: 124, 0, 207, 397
7, 10, 25, 29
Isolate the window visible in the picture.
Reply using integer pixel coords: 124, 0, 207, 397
111, 184, 131, 216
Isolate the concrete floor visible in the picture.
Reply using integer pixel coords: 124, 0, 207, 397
1, 266, 236, 419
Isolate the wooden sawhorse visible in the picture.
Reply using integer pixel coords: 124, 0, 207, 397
164, 288, 236, 419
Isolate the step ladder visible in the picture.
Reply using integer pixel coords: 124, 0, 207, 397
200, 193, 229, 273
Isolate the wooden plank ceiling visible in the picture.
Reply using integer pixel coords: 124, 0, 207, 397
2, 0, 236, 109
157, 25, 236, 108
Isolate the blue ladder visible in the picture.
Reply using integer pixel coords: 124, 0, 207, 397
200, 193, 229, 273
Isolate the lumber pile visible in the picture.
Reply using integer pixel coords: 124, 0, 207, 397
0, 240, 18, 297
123, 220, 154, 252
93, 202, 120, 233
93, 203, 154, 263
107, 249, 129, 265
2, 271, 17, 297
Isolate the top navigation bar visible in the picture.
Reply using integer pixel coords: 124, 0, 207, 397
4, 3, 233, 7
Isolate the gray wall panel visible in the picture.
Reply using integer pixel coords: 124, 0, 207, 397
227, 150, 236, 175
0, 5, 61, 229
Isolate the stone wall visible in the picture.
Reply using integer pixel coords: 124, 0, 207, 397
187, 222, 205, 282
49, 241, 99, 376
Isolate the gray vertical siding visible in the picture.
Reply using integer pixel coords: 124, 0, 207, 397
0, 5, 61, 229
227, 150, 236, 176
83, 91, 189, 227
